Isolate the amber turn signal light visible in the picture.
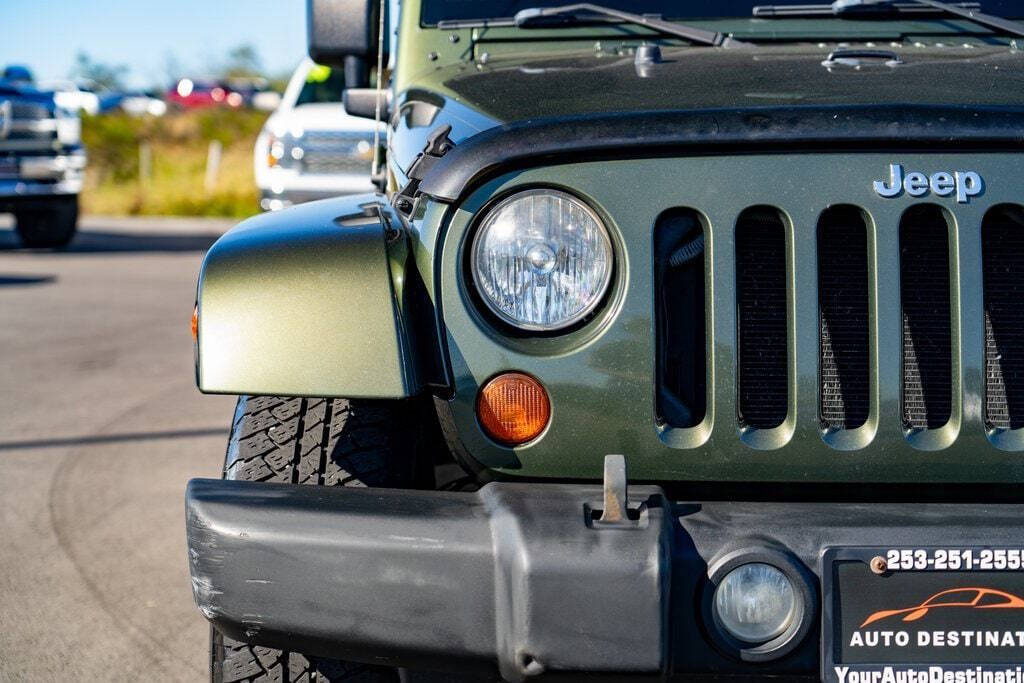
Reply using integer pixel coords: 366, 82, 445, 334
191, 304, 199, 342
477, 372, 551, 445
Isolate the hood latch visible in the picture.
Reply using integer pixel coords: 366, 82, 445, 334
394, 124, 455, 215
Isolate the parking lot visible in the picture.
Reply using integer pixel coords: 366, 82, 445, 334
0, 216, 236, 681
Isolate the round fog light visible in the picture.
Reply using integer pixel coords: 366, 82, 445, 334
713, 563, 797, 643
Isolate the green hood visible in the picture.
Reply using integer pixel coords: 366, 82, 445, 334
435, 43, 1024, 124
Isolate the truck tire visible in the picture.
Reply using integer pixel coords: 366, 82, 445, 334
212, 395, 428, 683
14, 195, 78, 248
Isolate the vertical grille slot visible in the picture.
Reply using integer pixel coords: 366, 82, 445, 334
655, 209, 706, 428
900, 205, 952, 430
983, 205, 1024, 430
818, 207, 871, 431
736, 207, 789, 429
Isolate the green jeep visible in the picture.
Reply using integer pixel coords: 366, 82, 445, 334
185, 1, 1024, 680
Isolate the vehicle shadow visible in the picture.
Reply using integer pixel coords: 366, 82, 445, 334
0, 228, 223, 253
0, 427, 226, 451
0, 274, 56, 286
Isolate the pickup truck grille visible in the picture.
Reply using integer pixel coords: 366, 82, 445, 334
0, 108, 58, 152
298, 131, 372, 176
8, 101, 49, 120
303, 156, 371, 175
656, 201, 1024, 447
5, 128, 56, 142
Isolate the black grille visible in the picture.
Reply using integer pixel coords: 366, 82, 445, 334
4, 99, 50, 120
818, 207, 870, 430
983, 205, 1024, 430
655, 210, 706, 428
736, 207, 788, 429
900, 206, 952, 430
5, 129, 55, 142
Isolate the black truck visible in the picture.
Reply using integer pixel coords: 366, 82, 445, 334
0, 76, 84, 248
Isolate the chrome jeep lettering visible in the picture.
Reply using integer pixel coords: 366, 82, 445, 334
931, 172, 955, 196
874, 163, 903, 197
955, 170, 984, 203
873, 164, 983, 203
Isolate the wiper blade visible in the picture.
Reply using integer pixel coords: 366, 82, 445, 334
512, 3, 752, 47
880, 0, 1024, 37
753, 2, 979, 16
755, 0, 1024, 38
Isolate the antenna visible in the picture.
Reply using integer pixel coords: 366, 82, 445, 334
371, 0, 386, 181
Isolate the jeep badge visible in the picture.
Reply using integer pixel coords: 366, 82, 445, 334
873, 163, 983, 203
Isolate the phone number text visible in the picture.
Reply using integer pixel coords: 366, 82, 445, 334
884, 548, 1024, 571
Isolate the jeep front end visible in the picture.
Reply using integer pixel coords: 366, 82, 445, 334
186, 1, 1024, 680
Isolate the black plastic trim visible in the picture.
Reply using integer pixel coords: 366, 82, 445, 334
187, 478, 670, 681
417, 105, 1024, 203
187, 478, 1024, 679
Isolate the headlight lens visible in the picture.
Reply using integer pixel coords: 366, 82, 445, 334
471, 189, 613, 331
713, 563, 797, 643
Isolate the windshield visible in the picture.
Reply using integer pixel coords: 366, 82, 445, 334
422, 0, 1024, 24
295, 65, 345, 106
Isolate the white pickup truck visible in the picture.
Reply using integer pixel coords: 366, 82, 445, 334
254, 59, 381, 211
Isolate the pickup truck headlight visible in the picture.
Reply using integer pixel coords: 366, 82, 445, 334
471, 189, 613, 331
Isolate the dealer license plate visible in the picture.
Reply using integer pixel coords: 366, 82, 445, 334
824, 547, 1024, 683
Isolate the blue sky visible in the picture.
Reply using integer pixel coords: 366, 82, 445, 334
1, 0, 307, 88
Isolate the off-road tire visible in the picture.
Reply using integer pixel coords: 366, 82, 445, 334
211, 395, 429, 683
14, 195, 78, 249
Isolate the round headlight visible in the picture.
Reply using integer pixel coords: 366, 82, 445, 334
471, 189, 613, 331
713, 563, 797, 643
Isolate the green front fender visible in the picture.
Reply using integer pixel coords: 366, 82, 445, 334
195, 194, 427, 398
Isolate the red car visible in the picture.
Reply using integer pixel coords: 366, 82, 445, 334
166, 78, 243, 109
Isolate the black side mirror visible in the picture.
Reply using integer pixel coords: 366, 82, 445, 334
343, 88, 392, 119
307, 0, 387, 72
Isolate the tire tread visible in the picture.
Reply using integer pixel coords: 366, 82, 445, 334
212, 395, 405, 683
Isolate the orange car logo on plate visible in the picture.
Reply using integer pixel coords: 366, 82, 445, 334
861, 588, 1024, 628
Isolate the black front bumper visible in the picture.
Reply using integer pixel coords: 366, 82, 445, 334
186, 476, 1024, 681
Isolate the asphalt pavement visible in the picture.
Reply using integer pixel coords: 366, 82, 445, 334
0, 215, 239, 681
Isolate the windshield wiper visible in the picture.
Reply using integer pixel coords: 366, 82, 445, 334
753, 2, 978, 16
512, 3, 753, 47
845, 0, 1024, 36
756, 0, 1024, 37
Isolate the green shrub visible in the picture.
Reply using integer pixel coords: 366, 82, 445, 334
81, 108, 267, 218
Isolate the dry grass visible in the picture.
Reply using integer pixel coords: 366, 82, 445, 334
80, 109, 266, 218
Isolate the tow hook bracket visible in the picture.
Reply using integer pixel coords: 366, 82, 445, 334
594, 453, 642, 525
600, 453, 629, 523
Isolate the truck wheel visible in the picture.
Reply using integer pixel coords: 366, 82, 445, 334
212, 395, 428, 683
14, 195, 78, 249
